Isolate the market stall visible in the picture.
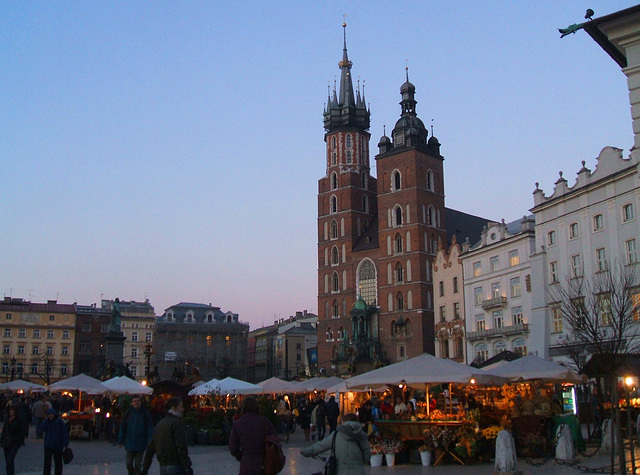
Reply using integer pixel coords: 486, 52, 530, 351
48, 373, 109, 439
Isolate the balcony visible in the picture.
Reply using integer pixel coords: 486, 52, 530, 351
466, 323, 529, 341
480, 296, 507, 309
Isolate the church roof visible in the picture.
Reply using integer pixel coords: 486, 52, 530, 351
444, 207, 492, 247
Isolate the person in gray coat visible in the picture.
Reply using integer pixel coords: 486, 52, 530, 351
300, 413, 370, 475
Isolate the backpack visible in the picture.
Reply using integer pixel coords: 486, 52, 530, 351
263, 419, 286, 475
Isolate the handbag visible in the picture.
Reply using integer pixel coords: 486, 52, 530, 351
62, 447, 74, 464
324, 432, 337, 475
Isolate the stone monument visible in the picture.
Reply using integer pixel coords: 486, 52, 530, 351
103, 298, 127, 378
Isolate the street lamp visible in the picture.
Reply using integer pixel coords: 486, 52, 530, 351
625, 377, 636, 474
10, 356, 16, 381
144, 339, 153, 377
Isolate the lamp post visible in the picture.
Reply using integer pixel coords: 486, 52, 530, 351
625, 377, 636, 475
144, 339, 153, 376
10, 356, 16, 381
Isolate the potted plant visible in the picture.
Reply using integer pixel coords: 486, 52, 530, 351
381, 438, 403, 466
417, 442, 432, 466
369, 441, 384, 466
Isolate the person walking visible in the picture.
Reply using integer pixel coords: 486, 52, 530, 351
40, 408, 69, 475
140, 398, 192, 475
300, 413, 370, 475
118, 395, 154, 475
32, 396, 49, 439
315, 398, 326, 441
298, 398, 312, 441
228, 396, 277, 475
1, 406, 25, 475
325, 395, 340, 434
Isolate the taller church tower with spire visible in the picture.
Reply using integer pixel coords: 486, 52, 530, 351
317, 24, 445, 375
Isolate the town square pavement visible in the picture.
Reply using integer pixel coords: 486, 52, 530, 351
7, 422, 634, 474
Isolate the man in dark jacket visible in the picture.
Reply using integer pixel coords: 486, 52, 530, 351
325, 395, 340, 433
140, 398, 192, 475
40, 408, 69, 475
118, 395, 154, 475
229, 396, 277, 475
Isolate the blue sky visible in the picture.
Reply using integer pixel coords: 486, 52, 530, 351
1, 1, 636, 327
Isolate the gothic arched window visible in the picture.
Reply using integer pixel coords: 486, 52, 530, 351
393, 171, 401, 191
357, 259, 377, 305
331, 172, 338, 190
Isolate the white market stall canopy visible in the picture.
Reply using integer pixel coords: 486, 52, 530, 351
48, 373, 109, 395
188, 378, 219, 396
485, 355, 582, 383
256, 377, 299, 394
292, 376, 344, 393
102, 376, 153, 395
345, 353, 507, 389
0, 379, 47, 392
211, 377, 262, 395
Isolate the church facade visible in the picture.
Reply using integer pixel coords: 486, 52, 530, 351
317, 26, 448, 376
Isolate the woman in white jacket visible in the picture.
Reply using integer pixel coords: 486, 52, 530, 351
300, 413, 371, 475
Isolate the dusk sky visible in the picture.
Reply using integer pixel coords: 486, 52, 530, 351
2, 1, 636, 328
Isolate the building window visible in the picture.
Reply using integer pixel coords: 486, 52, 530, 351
331, 172, 337, 190
357, 259, 378, 306
332, 302, 339, 319
508, 249, 519, 266
623, 203, 635, 222
454, 336, 464, 359
547, 230, 556, 246
453, 302, 461, 319
330, 196, 337, 214
510, 277, 521, 298
49, 315, 55, 321
62, 330, 69, 339
33, 329, 40, 338
146, 332, 152, 342
397, 293, 404, 310
31, 363, 38, 374
599, 295, 612, 325
593, 213, 604, 231
32, 346, 39, 355
3, 329, 10, 338
392, 171, 401, 191
2, 345, 9, 355
491, 282, 501, 299
60, 364, 68, 376
552, 307, 563, 333
439, 281, 444, 297
439, 306, 446, 323
394, 206, 403, 226
475, 314, 485, 331
5, 313, 11, 321
493, 310, 504, 328
440, 339, 449, 358
474, 287, 483, 305
490, 256, 499, 272
396, 263, 404, 283
550, 261, 559, 283
80, 341, 91, 353
512, 306, 523, 325
513, 338, 527, 357
47, 330, 54, 339
395, 234, 403, 253
332, 273, 339, 293
596, 248, 608, 272
46, 346, 53, 356
132, 332, 138, 342
569, 222, 579, 239
571, 254, 583, 278
61, 346, 68, 356
131, 347, 138, 358
473, 262, 481, 277
330, 220, 338, 239
17, 345, 24, 355
475, 344, 488, 363
453, 277, 458, 293
426, 170, 434, 191
82, 321, 91, 332
626, 239, 638, 265
130, 366, 137, 377
18, 328, 26, 338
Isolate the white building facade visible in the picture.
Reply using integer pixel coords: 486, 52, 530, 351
529, 148, 640, 364
462, 217, 536, 364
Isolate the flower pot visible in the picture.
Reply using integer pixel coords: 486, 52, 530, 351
370, 454, 383, 467
419, 451, 432, 466
384, 453, 395, 466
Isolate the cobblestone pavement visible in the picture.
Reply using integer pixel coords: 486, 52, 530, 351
8, 422, 639, 474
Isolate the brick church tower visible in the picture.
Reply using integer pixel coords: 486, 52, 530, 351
317, 24, 445, 376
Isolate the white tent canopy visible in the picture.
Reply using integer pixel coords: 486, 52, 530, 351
211, 377, 262, 395
188, 378, 219, 396
291, 376, 344, 393
256, 377, 299, 394
102, 376, 153, 395
48, 373, 108, 395
345, 353, 507, 389
485, 355, 582, 383
0, 379, 47, 392
324, 380, 387, 394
